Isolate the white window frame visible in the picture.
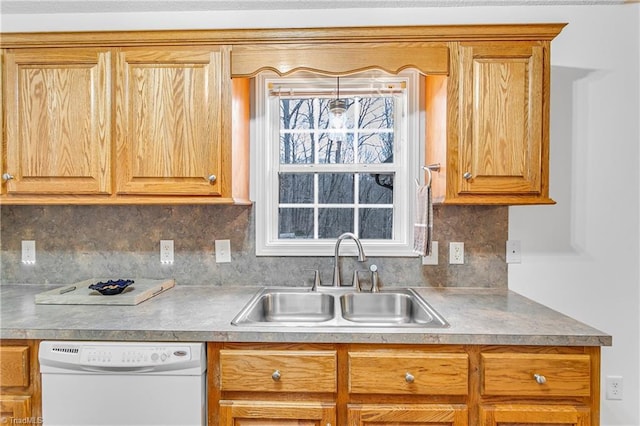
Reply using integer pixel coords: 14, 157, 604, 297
252, 71, 423, 257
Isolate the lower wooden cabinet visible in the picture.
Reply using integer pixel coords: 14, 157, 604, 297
0, 341, 40, 424
346, 349, 469, 425
219, 400, 336, 425
479, 348, 598, 426
480, 404, 591, 426
213, 344, 601, 426
0, 395, 32, 421
215, 345, 472, 426
216, 345, 337, 425
348, 404, 468, 425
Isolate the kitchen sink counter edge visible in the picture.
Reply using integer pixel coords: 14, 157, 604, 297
0, 284, 611, 346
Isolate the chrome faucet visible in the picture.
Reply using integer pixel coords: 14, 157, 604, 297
332, 232, 366, 287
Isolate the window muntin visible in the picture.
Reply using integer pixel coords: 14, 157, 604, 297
255, 72, 421, 256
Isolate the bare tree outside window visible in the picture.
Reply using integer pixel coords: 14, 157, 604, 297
278, 92, 396, 240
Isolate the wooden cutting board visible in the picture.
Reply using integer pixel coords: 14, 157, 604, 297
34, 278, 175, 305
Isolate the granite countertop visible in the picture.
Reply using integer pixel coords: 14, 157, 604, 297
0, 284, 611, 346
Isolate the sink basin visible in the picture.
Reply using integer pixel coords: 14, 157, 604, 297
232, 287, 448, 328
232, 289, 335, 325
340, 290, 444, 325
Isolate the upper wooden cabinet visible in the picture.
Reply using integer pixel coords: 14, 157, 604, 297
459, 42, 545, 198
1, 24, 564, 205
428, 39, 556, 204
115, 47, 230, 197
1, 45, 240, 204
3, 48, 111, 196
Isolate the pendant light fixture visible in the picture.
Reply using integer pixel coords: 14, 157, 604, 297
328, 76, 347, 129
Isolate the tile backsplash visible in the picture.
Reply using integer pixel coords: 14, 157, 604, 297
0, 204, 507, 288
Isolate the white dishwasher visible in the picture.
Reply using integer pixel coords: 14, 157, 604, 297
39, 341, 206, 426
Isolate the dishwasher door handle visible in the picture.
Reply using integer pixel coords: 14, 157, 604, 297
79, 366, 156, 374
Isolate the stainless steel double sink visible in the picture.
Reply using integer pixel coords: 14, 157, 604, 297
231, 287, 449, 328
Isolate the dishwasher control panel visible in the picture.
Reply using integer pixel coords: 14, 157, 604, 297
39, 341, 206, 372
80, 345, 191, 366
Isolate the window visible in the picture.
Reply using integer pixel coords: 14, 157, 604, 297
253, 71, 423, 256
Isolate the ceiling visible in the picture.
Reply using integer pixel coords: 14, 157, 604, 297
0, 0, 626, 15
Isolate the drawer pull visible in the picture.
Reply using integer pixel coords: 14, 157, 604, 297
405, 372, 415, 383
534, 373, 547, 384
271, 369, 281, 381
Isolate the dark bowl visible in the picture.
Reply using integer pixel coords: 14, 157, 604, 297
88, 279, 135, 296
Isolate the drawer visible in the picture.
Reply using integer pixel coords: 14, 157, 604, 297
0, 346, 30, 388
220, 349, 337, 393
481, 353, 591, 397
348, 351, 468, 395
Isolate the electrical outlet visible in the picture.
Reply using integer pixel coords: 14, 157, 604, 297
160, 240, 174, 264
21, 240, 36, 264
215, 239, 231, 263
449, 242, 464, 264
422, 241, 439, 265
506, 240, 522, 264
606, 375, 623, 400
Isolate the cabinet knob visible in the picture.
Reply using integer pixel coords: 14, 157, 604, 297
2, 173, 14, 181
463, 172, 472, 180
533, 373, 547, 384
271, 370, 281, 381
207, 174, 217, 184
405, 372, 415, 383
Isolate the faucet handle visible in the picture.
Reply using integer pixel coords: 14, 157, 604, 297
305, 269, 321, 291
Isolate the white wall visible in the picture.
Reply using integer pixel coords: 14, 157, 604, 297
3, 4, 639, 425
507, 7, 640, 426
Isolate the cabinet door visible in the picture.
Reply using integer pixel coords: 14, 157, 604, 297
219, 400, 336, 426
480, 404, 590, 426
0, 395, 32, 422
0, 345, 30, 387
115, 46, 231, 196
4, 48, 111, 195
348, 404, 468, 426
458, 42, 547, 199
